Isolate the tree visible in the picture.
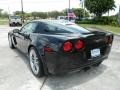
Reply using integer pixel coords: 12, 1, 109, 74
13, 11, 26, 16
2, 12, 9, 18
48, 11, 64, 18
85, 0, 115, 17
0, 9, 3, 17
72, 8, 89, 18
14, 11, 22, 15
31, 12, 47, 19
0, 9, 8, 18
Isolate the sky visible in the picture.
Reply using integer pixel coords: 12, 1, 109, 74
0, 0, 120, 15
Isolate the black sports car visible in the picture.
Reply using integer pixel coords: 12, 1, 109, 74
8, 20, 114, 77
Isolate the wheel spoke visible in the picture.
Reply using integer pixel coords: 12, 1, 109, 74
29, 49, 39, 75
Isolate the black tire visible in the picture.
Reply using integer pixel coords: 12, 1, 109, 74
8, 35, 15, 49
29, 47, 44, 77
92, 62, 102, 67
9, 24, 12, 27
20, 24, 22, 26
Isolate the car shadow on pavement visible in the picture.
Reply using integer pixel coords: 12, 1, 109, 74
12, 48, 107, 90
41, 64, 107, 90
12, 48, 31, 71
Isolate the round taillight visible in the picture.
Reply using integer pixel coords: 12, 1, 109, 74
109, 36, 113, 43
105, 36, 113, 44
63, 41, 72, 52
75, 40, 84, 49
105, 37, 109, 43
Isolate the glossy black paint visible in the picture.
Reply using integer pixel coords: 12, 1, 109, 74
8, 20, 114, 75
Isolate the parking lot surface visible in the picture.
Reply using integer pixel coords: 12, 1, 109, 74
0, 25, 120, 90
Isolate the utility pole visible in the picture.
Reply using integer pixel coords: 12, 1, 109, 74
118, 5, 120, 26
69, 0, 70, 10
21, 0, 24, 23
8, 6, 10, 15
68, 0, 71, 21
119, 5, 120, 14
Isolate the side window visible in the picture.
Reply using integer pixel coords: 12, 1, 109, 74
44, 24, 69, 33
34, 23, 70, 34
46, 24, 57, 32
35, 23, 56, 33
34, 23, 45, 33
20, 22, 38, 34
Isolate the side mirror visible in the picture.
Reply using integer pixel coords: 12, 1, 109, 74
13, 29, 20, 33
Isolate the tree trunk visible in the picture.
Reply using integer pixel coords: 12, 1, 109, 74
96, 13, 102, 17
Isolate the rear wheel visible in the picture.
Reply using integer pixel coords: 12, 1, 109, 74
8, 35, 15, 49
29, 47, 44, 77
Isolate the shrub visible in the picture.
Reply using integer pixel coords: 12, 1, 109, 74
76, 16, 119, 26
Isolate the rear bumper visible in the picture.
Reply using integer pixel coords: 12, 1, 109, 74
44, 46, 111, 75
47, 56, 107, 75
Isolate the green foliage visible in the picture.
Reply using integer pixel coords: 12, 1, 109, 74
48, 11, 64, 19
31, 12, 47, 19
14, 11, 23, 16
13, 8, 89, 19
76, 16, 118, 26
76, 19, 93, 24
0, 9, 3, 17
0, 9, 9, 18
72, 8, 89, 18
79, 24, 120, 33
93, 16, 117, 25
85, 0, 115, 17
118, 7, 120, 26
14, 11, 65, 19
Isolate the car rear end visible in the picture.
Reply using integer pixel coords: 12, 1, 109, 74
44, 32, 113, 74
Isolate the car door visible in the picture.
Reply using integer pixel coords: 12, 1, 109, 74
15, 22, 38, 53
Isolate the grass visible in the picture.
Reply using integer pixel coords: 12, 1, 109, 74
0, 18, 8, 25
79, 24, 120, 34
0, 20, 8, 25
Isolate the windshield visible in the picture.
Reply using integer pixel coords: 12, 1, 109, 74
10, 16, 21, 19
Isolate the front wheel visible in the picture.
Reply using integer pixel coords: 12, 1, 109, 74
29, 47, 44, 77
8, 35, 15, 49
20, 24, 22, 26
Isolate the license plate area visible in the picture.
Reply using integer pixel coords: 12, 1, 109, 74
91, 48, 101, 58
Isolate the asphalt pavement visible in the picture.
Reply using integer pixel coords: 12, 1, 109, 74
0, 25, 120, 90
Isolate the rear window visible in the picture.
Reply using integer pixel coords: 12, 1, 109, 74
40, 21, 90, 34
43, 23, 73, 33
66, 24, 90, 33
